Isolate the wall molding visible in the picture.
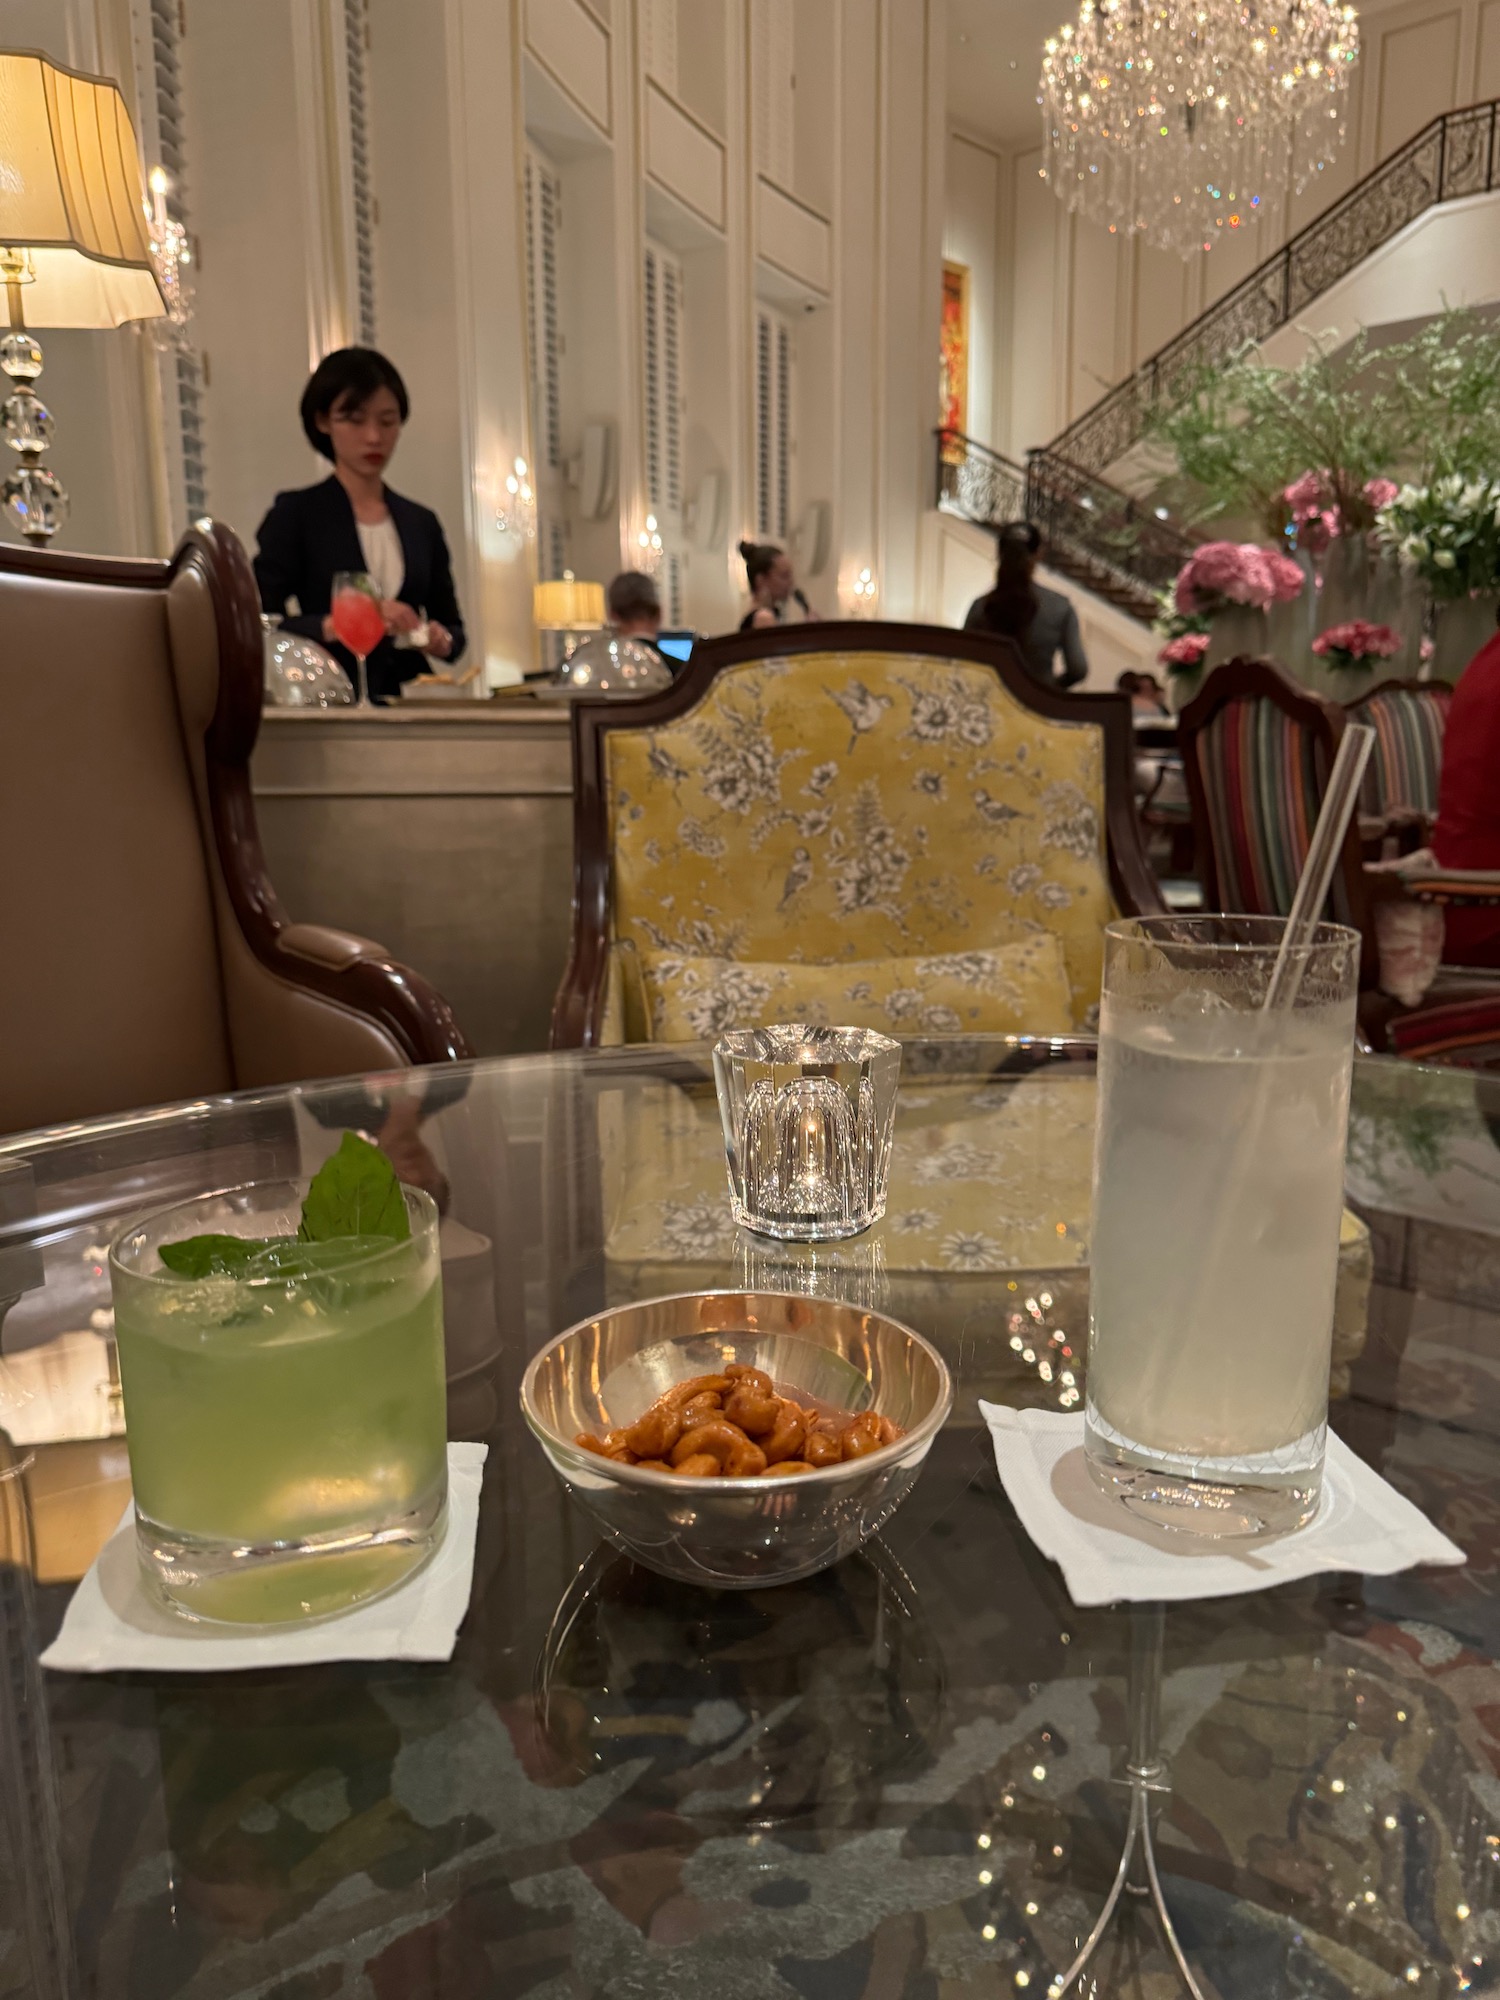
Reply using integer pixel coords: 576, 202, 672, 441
525, 0, 612, 137
645, 77, 727, 230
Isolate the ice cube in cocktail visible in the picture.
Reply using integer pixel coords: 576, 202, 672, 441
110, 1186, 447, 1624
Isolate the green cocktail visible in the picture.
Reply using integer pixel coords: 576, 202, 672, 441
110, 1174, 447, 1624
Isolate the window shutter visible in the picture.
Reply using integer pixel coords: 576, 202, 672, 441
643, 245, 662, 513
525, 152, 563, 475
644, 241, 685, 623
775, 318, 791, 547
754, 307, 792, 542
343, 0, 377, 346
134, 0, 208, 528
662, 255, 682, 514
755, 310, 773, 538
524, 149, 566, 578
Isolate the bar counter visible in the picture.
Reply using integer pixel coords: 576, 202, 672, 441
252, 701, 576, 1055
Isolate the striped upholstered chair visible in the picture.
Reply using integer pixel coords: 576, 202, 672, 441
1178, 658, 1375, 975
1180, 659, 1500, 1059
1347, 679, 1452, 851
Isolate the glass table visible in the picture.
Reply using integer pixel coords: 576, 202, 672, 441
1, 1039, 1498, 2000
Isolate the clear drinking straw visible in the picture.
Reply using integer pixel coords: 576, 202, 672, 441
1262, 723, 1376, 1013
1165, 721, 1377, 1432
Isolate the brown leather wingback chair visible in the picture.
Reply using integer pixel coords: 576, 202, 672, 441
0, 522, 471, 1136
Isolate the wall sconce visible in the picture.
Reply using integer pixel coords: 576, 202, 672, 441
143, 165, 193, 338
634, 512, 665, 579
494, 455, 536, 552
849, 566, 878, 616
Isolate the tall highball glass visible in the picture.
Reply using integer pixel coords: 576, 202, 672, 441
1086, 915, 1360, 1537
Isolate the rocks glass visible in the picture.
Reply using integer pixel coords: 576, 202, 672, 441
711, 1025, 901, 1241
1086, 916, 1360, 1537
109, 1181, 448, 1624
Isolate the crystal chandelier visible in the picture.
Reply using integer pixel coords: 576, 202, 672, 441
1039, 0, 1360, 258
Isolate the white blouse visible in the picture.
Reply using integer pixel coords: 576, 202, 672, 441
356, 515, 405, 602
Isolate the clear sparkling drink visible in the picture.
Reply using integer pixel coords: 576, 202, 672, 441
1085, 918, 1359, 1536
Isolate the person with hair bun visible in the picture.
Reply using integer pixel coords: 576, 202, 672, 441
254, 346, 466, 704
963, 520, 1087, 690
738, 539, 814, 632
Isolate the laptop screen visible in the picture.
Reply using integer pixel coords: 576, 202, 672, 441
657, 631, 694, 666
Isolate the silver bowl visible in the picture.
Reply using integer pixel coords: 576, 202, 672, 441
520, 1290, 953, 1589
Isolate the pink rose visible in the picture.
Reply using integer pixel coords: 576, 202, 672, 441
1295, 506, 1342, 555
1284, 470, 1333, 521
1311, 620, 1402, 665
1160, 632, 1211, 670
1261, 549, 1309, 602
1175, 541, 1277, 612
1363, 478, 1399, 512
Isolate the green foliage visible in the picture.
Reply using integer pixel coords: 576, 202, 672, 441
298, 1132, 410, 1243
157, 1233, 279, 1278
159, 1134, 409, 1278
1145, 311, 1500, 535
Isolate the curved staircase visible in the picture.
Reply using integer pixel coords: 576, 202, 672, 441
937, 98, 1500, 624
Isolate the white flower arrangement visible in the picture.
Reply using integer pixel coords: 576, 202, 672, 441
1375, 476, 1500, 601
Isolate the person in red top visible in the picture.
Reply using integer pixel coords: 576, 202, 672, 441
1432, 617, 1500, 966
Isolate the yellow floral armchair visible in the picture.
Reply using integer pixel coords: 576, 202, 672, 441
551, 621, 1163, 1046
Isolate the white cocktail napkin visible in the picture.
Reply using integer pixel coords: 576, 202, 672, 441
41, 1443, 487, 1674
980, 1405, 1464, 1608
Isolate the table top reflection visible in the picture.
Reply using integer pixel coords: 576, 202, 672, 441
2, 1039, 1500, 2000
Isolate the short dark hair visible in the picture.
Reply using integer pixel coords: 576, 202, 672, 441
997, 519, 1042, 556
607, 570, 661, 623
300, 347, 410, 459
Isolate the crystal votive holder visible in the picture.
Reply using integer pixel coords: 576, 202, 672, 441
711, 1025, 902, 1242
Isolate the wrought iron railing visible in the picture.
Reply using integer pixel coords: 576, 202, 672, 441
934, 429, 1028, 528
935, 428, 1193, 621
1050, 96, 1500, 476
1025, 450, 1194, 617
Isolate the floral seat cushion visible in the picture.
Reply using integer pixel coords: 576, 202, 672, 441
638, 937, 1073, 1042
604, 651, 1116, 1037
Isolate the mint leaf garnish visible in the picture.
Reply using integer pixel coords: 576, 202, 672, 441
157, 1133, 409, 1276
297, 1131, 410, 1244
157, 1233, 287, 1278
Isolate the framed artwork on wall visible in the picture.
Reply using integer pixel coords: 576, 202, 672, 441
940, 260, 969, 465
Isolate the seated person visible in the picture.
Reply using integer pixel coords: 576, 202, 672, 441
1118, 670, 1169, 718
964, 521, 1087, 690
1432, 613, 1500, 966
553, 571, 672, 695
255, 347, 466, 705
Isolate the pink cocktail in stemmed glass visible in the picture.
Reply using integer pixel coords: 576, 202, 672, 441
330, 572, 386, 706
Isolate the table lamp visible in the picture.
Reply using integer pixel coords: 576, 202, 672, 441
0, 51, 166, 544
533, 575, 606, 668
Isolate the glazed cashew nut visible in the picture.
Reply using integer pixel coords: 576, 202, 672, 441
670, 1420, 768, 1477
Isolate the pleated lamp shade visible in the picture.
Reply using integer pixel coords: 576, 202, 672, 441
533, 579, 607, 630
0, 51, 165, 327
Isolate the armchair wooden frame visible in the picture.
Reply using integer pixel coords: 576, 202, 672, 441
551, 618, 1165, 1047
0, 522, 470, 1068
1177, 656, 1378, 980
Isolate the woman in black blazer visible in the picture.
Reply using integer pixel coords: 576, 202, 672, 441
254, 347, 467, 704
